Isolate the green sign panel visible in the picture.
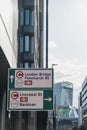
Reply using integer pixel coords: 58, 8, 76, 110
7, 68, 53, 111
8, 68, 53, 89
7, 89, 53, 111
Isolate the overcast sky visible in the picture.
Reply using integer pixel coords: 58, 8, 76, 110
48, 0, 87, 107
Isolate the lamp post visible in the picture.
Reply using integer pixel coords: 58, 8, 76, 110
52, 64, 57, 130
46, 0, 48, 68
52, 64, 57, 68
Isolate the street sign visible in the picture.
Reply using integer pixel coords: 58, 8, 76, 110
7, 89, 53, 111
7, 68, 53, 111
8, 68, 53, 89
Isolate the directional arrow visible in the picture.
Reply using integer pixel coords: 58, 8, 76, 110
44, 97, 52, 102
10, 75, 14, 83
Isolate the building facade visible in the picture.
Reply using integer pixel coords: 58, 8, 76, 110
57, 106, 78, 130
54, 82, 78, 130
78, 92, 82, 127
54, 81, 73, 107
18, 0, 44, 68
16, 1, 46, 130
81, 76, 87, 130
0, 0, 18, 67
0, 0, 46, 130
0, 0, 18, 130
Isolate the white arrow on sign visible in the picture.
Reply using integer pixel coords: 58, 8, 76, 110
44, 97, 52, 102
10, 75, 14, 83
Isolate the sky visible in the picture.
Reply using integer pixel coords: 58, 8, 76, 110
48, 0, 87, 108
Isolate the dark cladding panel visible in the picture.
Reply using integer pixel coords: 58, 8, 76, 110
21, 52, 34, 62
23, 0, 34, 9
22, 25, 34, 35
21, 25, 34, 35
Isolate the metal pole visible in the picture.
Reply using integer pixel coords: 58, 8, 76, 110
46, 1, 49, 130
54, 95, 56, 130
53, 95, 56, 130
46, 0, 48, 68
1, 91, 6, 130
52, 64, 57, 130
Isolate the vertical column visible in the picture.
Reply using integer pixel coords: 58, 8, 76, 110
27, 112, 37, 130
1, 91, 6, 130
15, 112, 23, 130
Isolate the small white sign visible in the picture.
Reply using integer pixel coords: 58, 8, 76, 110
15, 69, 53, 88
10, 90, 43, 109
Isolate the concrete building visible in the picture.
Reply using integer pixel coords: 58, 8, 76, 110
16, 1, 46, 130
81, 76, 87, 130
0, 0, 47, 130
18, 0, 44, 68
0, 0, 18, 130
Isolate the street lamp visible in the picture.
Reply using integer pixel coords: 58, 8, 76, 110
52, 64, 57, 130
52, 64, 58, 68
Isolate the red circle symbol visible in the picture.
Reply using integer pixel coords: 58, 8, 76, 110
16, 71, 24, 79
11, 92, 19, 99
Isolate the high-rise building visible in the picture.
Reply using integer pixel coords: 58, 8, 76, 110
18, 0, 44, 68
54, 82, 78, 130
54, 81, 73, 107
78, 92, 82, 127
16, 1, 46, 130
81, 76, 87, 129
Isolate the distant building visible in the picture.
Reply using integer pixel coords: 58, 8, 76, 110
54, 81, 73, 107
53, 81, 78, 130
78, 92, 82, 127
57, 106, 78, 130
81, 76, 87, 130
56, 106, 78, 119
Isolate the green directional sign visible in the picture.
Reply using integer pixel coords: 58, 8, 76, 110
8, 69, 15, 89
7, 89, 53, 111
7, 68, 53, 111
44, 89, 53, 110
8, 68, 53, 89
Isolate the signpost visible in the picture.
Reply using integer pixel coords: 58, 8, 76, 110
7, 68, 53, 111
7, 89, 53, 111
8, 68, 53, 89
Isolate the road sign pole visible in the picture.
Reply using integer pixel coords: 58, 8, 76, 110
1, 91, 6, 130
8, 68, 53, 130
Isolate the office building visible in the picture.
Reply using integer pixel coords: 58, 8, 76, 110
54, 82, 78, 130
54, 81, 73, 107
78, 92, 82, 127
57, 106, 78, 130
81, 76, 87, 129
18, 0, 44, 68
17, 1, 46, 130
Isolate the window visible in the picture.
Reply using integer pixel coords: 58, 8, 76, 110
24, 36, 30, 51
30, 36, 34, 53
24, 9, 30, 25
24, 62, 30, 68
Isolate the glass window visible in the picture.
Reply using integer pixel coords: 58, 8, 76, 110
30, 36, 34, 53
24, 9, 30, 25
24, 36, 30, 51
24, 62, 29, 68
31, 10, 34, 25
